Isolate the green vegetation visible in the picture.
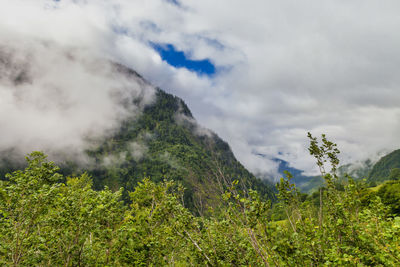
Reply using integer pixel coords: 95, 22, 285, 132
1, 134, 400, 266
361, 180, 400, 216
368, 149, 400, 183
81, 89, 275, 213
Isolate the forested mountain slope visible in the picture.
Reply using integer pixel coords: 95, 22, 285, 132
83, 83, 275, 212
0, 65, 275, 213
368, 149, 400, 183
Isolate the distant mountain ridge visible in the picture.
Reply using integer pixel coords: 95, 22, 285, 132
274, 157, 375, 193
274, 158, 322, 193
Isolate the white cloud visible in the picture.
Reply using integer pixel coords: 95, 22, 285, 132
1, 0, 400, 178
0, 1, 155, 163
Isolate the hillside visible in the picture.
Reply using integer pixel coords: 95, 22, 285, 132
85, 87, 275, 212
1, 65, 275, 213
368, 149, 400, 183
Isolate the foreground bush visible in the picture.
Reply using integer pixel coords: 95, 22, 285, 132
1, 134, 399, 266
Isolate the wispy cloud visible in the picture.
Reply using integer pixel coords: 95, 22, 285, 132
1, 0, 400, 178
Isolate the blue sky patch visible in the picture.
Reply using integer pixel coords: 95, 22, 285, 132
165, 0, 181, 6
152, 43, 216, 76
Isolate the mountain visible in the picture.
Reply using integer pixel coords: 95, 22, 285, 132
83, 67, 276, 212
0, 64, 275, 214
368, 149, 400, 183
275, 157, 374, 193
337, 159, 374, 180
274, 158, 322, 193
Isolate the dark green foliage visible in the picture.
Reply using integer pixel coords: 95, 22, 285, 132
83, 89, 275, 213
389, 168, 400, 180
361, 180, 400, 216
1, 133, 400, 266
377, 180, 400, 215
368, 149, 400, 182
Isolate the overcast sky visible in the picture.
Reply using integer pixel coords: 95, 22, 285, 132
1, 0, 400, 177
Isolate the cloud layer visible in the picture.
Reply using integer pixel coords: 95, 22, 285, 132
0, 2, 155, 163
1, 0, 400, 177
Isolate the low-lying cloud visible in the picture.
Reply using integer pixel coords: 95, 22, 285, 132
2, 0, 400, 179
0, 28, 155, 163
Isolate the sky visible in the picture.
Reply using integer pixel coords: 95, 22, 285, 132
1, 0, 400, 178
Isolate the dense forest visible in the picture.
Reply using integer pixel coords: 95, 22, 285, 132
1, 134, 399, 266
81, 86, 275, 213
